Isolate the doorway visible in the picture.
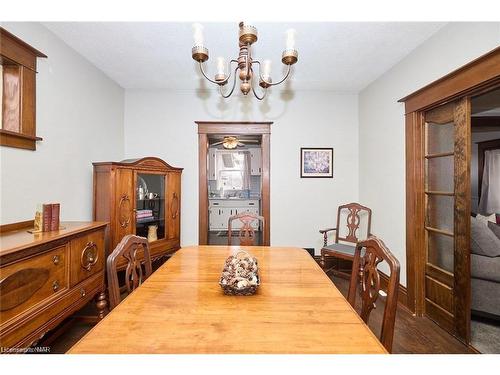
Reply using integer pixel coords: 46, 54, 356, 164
401, 47, 500, 345
469, 87, 500, 353
196, 121, 272, 246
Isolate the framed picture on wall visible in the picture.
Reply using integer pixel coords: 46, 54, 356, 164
300, 148, 334, 178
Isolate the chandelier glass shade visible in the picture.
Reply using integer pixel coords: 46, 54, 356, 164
191, 22, 298, 100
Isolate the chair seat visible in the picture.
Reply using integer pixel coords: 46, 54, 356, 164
322, 243, 364, 258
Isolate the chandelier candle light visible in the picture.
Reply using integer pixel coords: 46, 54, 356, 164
191, 22, 298, 100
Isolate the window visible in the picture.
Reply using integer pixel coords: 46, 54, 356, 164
0, 27, 46, 150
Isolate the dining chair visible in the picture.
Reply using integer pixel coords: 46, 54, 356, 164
319, 202, 372, 278
347, 236, 400, 353
228, 212, 265, 246
106, 234, 153, 311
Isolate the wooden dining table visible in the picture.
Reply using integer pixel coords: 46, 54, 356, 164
69, 246, 387, 354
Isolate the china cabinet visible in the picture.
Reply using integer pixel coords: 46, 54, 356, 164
92, 157, 183, 267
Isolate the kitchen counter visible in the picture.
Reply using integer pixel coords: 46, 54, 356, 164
209, 197, 261, 200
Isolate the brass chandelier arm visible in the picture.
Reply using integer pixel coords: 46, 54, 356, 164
252, 60, 292, 86
251, 84, 267, 101
198, 59, 238, 85
250, 67, 267, 101
219, 66, 239, 98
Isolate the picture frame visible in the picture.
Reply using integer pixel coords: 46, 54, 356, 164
300, 148, 334, 178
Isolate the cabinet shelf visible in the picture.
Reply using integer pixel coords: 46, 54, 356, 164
136, 217, 165, 225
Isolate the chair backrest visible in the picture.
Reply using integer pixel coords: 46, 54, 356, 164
347, 236, 400, 352
228, 212, 265, 246
335, 202, 372, 244
106, 234, 153, 310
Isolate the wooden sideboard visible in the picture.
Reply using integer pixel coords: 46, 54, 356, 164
93, 157, 183, 266
0, 221, 107, 350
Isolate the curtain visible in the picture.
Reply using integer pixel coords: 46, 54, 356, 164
478, 149, 500, 215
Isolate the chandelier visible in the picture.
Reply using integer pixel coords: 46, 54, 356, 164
191, 22, 298, 100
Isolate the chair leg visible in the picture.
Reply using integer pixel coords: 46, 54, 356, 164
320, 254, 326, 269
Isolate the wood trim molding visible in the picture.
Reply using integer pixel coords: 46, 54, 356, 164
0, 129, 43, 150
198, 133, 209, 245
404, 111, 425, 315
379, 271, 411, 314
453, 97, 472, 342
312, 255, 412, 314
1, 27, 47, 151
0, 28, 47, 66
196, 121, 273, 135
197, 122, 271, 246
0, 220, 35, 233
399, 47, 500, 114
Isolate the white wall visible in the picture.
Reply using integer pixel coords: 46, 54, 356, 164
124, 90, 359, 252
471, 130, 500, 213
359, 22, 500, 285
0, 22, 124, 223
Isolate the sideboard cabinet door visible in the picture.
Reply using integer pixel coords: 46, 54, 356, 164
166, 172, 181, 241
114, 168, 135, 245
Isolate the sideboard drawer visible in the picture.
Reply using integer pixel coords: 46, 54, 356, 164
69, 229, 105, 287
0, 245, 68, 325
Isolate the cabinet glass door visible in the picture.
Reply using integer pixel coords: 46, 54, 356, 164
135, 173, 166, 242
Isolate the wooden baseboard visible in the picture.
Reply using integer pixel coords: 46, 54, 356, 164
313, 255, 412, 314
379, 271, 412, 314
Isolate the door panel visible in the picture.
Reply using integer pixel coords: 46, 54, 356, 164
113, 168, 135, 247
423, 98, 471, 342
166, 172, 181, 240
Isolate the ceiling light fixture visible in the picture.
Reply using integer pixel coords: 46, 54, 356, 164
191, 22, 298, 100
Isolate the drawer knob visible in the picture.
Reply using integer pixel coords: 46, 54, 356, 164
81, 242, 99, 271
52, 255, 60, 265
52, 280, 60, 292
80, 288, 86, 297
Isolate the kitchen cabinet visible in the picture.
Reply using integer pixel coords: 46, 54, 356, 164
209, 148, 261, 179
208, 148, 217, 180
209, 199, 260, 231
250, 148, 261, 176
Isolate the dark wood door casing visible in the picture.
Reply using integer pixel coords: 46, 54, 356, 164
400, 47, 500, 344
196, 121, 272, 246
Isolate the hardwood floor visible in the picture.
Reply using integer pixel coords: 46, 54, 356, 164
331, 274, 475, 354
42, 257, 475, 354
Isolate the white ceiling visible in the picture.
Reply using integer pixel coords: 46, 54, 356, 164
43, 22, 446, 92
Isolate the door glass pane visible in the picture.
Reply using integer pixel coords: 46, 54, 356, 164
426, 195, 454, 232
136, 173, 165, 241
426, 156, 454, 191
427, 232, 454, 273
427, 122, 454, 154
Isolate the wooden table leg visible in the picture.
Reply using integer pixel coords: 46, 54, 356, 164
95, 291, 108, 319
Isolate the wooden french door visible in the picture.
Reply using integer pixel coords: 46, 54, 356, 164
423, 97, 471, 341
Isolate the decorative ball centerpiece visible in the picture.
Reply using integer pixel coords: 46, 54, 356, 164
219, 251, 260, 296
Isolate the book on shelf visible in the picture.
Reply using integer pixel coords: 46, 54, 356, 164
42, 204, 52, 232
34, 202, 61, 232
50, 203, 60, 231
